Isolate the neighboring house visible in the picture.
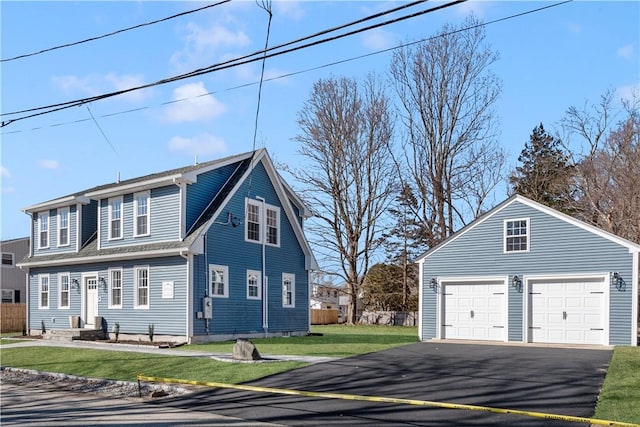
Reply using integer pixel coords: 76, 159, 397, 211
18, 149, 318, 343
1, 237, 29, 303
310, 283, 340, 310
417, 194, 639, 347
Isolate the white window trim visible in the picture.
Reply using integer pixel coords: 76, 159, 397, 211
1, 252, 14, 268
39, 274, 50, 309
503, 217, 530, 254
265, 206, 281, 248
57, 207, 70, 247
245, 198, 281, 247
38, 212, 50, 249
58, 273, 70, 309
133, 191, 151, 238
282, 273, 295, 308
108, 268, 123, 309
1, 289, 16, 303
246, 269, 262, 300
134, 265, 150, 309
209, 264, 229, 298
108, 196, 124, 241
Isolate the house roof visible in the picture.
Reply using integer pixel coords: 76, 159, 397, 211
415, 194, 640, 263
18, 149, 318, 271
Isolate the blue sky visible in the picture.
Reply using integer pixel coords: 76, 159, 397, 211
1, 1, 638, 241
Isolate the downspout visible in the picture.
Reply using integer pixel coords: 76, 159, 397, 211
256, 196, 267, 337
179, 250, 192, 343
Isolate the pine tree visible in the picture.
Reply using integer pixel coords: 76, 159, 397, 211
509, 123, 575, 212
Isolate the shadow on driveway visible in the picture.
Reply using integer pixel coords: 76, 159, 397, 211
155, 342, 612, 426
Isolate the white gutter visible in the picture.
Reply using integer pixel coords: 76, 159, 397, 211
179, 250, 192, 344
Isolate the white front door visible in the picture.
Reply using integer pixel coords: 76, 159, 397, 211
529, 277, 605, 345
85, 277, 99, 328
443, 281, 506, 341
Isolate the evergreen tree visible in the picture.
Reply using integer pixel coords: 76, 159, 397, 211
509, 123, 575, 211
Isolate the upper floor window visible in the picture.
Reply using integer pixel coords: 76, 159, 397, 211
39, 274, 50, 308
109, 268, 123, 308
282, 273, 295, 307
58, 207, 70, 247
246, 270, 262, 300
2, 289, 15, 303
135, 266, 149, 308
210, 264, 229, 298
108, 197, 123, 240
134, 192, 150, 237
505, 218, 529, 253
1, 252, 14, 267
59, 273, 70, 309
245, 198, 280, 247
38, 212, 49, 249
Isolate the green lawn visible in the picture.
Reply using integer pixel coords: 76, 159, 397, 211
1, 325, 637, 425
594, 346, 640, 424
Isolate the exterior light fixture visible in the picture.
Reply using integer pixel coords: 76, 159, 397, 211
613, 272, 625, 291
429, 277, 438, 291
511, 275, 522, 292
71, 278, 80, 290
99, 277, 107, 291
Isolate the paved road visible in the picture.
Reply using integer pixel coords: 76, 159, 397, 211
155, 342, 612, 426
1, 381, 283, 426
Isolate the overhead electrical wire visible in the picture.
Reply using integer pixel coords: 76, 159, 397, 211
1, 0, 572, 131
1, 1, 231, 63
1, 0, 461, 127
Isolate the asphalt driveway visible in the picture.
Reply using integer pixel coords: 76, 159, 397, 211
157, 342, 612, 426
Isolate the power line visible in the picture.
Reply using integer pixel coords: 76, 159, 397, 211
1, 0, 459, 127
1, 0, 572, 130
1, 1, 231, 63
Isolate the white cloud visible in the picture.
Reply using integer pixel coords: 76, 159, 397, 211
274, 1, 305, 21
163, 82, 227, 123
453, 1, 489, 18
361, 28, 396, 51
52, 73, 151, 101
1, 186, 15, 194
617, 82, 640, 103
617, 43, 636, 60
170, 21, 251, 70
39, 159, 59, 170
168, 133, 227, 156
1, 166, 11, 178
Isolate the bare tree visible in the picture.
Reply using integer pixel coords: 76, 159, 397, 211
563, 91, 640, 242
291, 75, 396, 324
389, 16, 505, 248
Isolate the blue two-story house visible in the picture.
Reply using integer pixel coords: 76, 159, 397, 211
18, 149, 318, 343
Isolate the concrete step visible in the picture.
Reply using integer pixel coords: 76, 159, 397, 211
43, 328, 105, 342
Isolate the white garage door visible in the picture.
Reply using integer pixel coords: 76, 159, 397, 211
528, 277, 605, 345
443, 281, 506, 341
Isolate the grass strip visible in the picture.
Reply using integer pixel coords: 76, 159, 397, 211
593, 346, 640, 424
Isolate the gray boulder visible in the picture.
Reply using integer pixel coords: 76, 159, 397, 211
233, 338, 261, 360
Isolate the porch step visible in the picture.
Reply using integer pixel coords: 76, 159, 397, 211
43, 328, 106, 342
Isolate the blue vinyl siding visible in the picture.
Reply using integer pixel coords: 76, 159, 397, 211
421, 200, 635, 345
185, 163, 238, 233
28, 257, 187, 336
191, 162, 309, 337
32, 207, 77, 256
99, 185, 180, 248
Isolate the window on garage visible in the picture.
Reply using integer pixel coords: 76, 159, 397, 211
504, 218, 529, 253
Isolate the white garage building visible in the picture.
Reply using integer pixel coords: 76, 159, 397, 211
417, 195, 639, 347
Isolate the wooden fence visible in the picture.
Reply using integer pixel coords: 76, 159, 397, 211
1, 303, 26, 333
311, 309, 339, 325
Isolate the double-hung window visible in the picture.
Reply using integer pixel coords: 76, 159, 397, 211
58, 207, 70, 247
504, 218, 529, 253
135, 266, 149, 308
245, 198, 280, 247
38, 212, 49, 249
1, 253, 14, 267
210, 265, 229, 298
134, 192, 150, 237
109, 197, 123, 240
109, 268, 123, 308
59, 273, 70, 308
246, 270, 262, 300
282, 273, 295, 307
39, 274, 50, 308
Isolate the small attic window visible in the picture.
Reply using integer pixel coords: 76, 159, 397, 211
504, 218, 529, 253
